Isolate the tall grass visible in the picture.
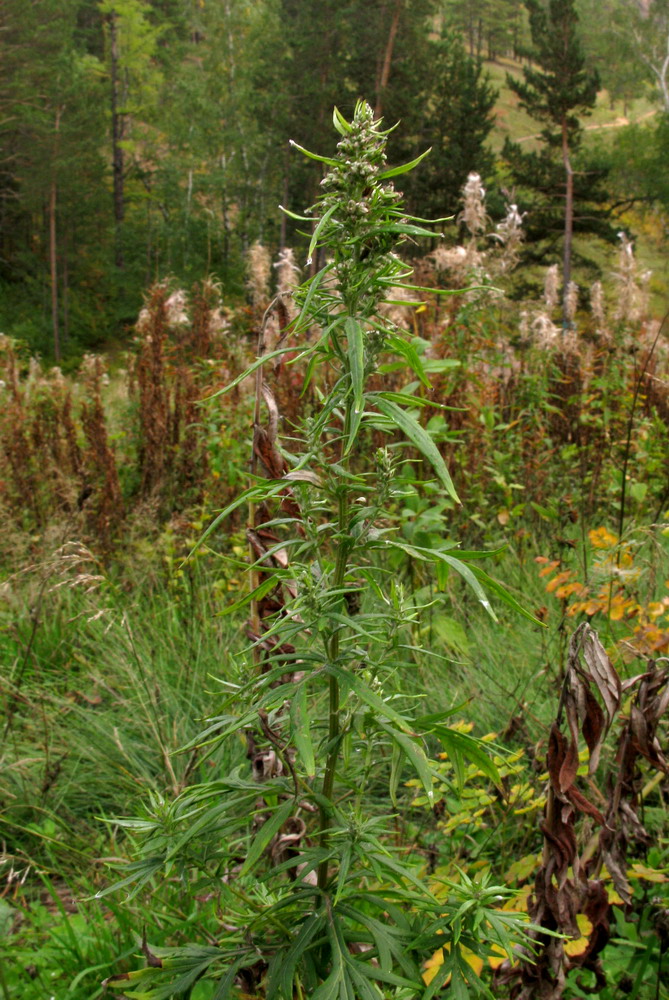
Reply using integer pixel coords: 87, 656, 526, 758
1, 556, 241, 872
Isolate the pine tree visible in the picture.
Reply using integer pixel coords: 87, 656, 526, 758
401, 32, 497, 220
503, 0, 608, 320
247, 0, 437, 252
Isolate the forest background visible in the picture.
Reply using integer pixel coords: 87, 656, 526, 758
2, 2, 669, 1000
2, 0, 669, 357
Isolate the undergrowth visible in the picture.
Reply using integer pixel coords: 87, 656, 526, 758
0, 103, 667, 1000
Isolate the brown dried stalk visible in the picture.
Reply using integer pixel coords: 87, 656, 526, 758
498, 623, 668, 999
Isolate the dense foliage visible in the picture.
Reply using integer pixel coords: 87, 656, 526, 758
0, 0, 499, 356
2, 0, 668, 357
2, 3, 669, 999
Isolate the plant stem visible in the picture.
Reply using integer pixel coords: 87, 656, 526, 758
317, 418, 352, 890
616, 312, 667, 564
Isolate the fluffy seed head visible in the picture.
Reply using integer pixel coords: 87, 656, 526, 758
544, 265, 559, 313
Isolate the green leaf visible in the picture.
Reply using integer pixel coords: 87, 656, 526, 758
152, 947, 225, 1000
240, 798, 295, 876
454, 547, 507, 560
431, 725, 500, 788
345, 317, 365, 453
289, 139, 339, 166
278, 205, 313, 222
385, 222, 442, 239
378, 147, 431, 179
377, 721, 434, 805
217, 574, 282, 617
294, 263, 334, 334
367, 852, 437, 898
269, 913, 324, 1000
376, 279, 462, 296
384, 334, 430, 387
290, 682, 315, 777
388, 541, 496, 620
343, 959, 383, 1000
388, 540, 540, 625
187, 481, 287, 558
468, 565, 546, 626
341, 912, 393, 973
332, 106, 352, 135
389, 209, 454, 224
630, 481, 648, 502
348, 959, 419, 990
202, 346, 305, 402
429, 615, 470, 655
422, 947, 455, 1000
326, 662, 411, 732
312, 922, 347, 1000
530, 500, 557, 520
423, 358, 460, 373
376, 391, 446, 409
94, 857, 163, 901
166, 793, 255, 860
415, 704, 470, 727
213, 957, 257, 1000
308, 202, 339, 263
389, 742, 402, 808
373, 396, 460, 502
433, 552, 498, 621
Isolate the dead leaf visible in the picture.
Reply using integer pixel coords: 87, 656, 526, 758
580, 625, 621, 726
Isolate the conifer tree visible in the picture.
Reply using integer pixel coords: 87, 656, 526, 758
0, 0, 107, 356
99, 0, 163, 288
503, 0, 605, 321
401, 32, 497, 220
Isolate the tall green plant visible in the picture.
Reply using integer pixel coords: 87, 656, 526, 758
103, 101, 535, 1000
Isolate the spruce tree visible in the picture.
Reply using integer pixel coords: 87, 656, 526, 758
503, 0, 607, 321
401, 32, 497, 220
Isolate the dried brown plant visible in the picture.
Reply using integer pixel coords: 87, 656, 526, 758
497, 624, 668, 1000
80, 355, 124, 547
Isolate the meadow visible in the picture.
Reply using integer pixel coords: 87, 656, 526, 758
1, 97, 668, 1000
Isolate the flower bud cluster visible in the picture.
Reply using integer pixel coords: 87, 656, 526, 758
319, 102, 401, 245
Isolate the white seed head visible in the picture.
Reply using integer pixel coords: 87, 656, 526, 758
565, 281, 579, 323
543, 265, 560, 313
246, 241, 271, 312
459, 172, 487, 236
590, 281, 605, 329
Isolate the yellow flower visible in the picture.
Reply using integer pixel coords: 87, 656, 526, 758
589, 526, 618, 549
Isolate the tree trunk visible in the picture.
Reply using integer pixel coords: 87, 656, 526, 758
49, 108, 62, 361
375, 0, 402, 118
561, 117, 574, 330
62, 229, 69, 348
221, 154, 230, 265
109, 10, 125, 271
49, 178, 60, 361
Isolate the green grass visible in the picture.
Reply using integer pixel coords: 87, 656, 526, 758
2, 511, 668, 997
0, 551, 248, 996
479, 54, 669, 307
484, 54, 656, 155
0, 557, 243, 863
